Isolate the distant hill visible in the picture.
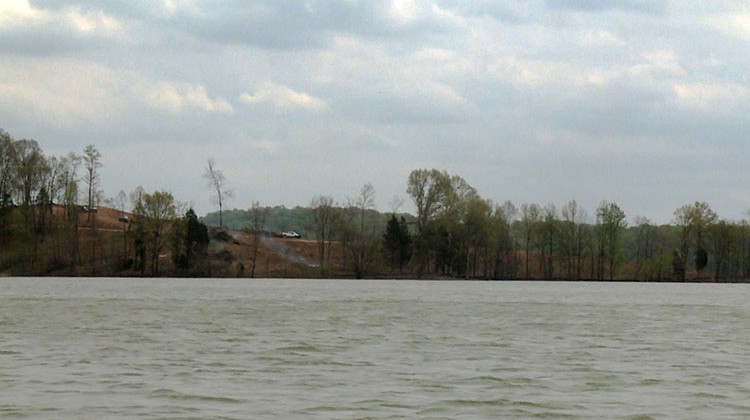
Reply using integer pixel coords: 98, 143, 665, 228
201, 206, 416, 238
201, 206, 314, 236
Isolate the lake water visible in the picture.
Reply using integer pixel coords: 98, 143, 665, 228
1, 278, 748, 419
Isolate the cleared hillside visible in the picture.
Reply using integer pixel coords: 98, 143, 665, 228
0, 205, 350, 278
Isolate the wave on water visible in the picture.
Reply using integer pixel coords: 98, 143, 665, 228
148, 388, 244, 404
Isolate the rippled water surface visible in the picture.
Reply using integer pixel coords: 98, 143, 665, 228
1, 278, 749, 419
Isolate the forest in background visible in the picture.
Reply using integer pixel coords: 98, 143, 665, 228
2, 127, 750, 281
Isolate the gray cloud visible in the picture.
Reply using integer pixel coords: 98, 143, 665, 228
1, 0, 748, 223
130, 1, 461, 51
0, 27, 88, 56
544, 0, 669, 15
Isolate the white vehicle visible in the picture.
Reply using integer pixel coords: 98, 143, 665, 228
282, 231, 301, 238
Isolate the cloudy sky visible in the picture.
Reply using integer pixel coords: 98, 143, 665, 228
1, 0, 748, 223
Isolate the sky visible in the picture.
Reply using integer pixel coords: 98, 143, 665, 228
1, 0, 748, 224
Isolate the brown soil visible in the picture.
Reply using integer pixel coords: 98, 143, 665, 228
0, 205, 348, 278
205, 227, 343, 278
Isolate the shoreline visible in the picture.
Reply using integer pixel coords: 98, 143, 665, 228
1, 275, 747, 284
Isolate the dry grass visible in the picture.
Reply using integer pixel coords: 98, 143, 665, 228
0, 204, 351, 278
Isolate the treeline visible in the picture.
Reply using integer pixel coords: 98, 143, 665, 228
0, 129, 212, 276
241, 169, 750, 281
1, 129, 93, 271
400, 169, 750, 281
4, 125, 750, 281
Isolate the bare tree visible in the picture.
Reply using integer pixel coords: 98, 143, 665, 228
115, 190, 127, 216
203, 159, 232, 228
539, 203, 558, 279
355, 183, 375, 234
83, 144, 102, 221
344, 183, 380, 278
0, 130, 15, 208
492, 200, 517, 279
13, 139, 47, 207
115, 189, 129, 257
521, 203, 541, 279
309, 195, 337, 274
463, 196, 492, 278
388, 195, 404, 214
58, 153, 81, 268
248, 201, 268, 278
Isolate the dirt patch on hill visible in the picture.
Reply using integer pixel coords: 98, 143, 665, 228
206, 227, 344, 277
1, 204, 354, 278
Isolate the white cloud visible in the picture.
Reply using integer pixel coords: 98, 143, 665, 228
487, 56, 594, 87
415, 47, 457, 61
711, 11, 750, 40
0, 0, 45, 28
628, 49, 684, 78
248, 139, 281, 154
386, 0, 464, 29
144, 82, 234, 114
0, 57, 233, 129
0, 58, 126, 126
483, 46, 689, 90
0, 0, 122, 36
430, 3, 466, 28
317, 35, 471, 116
239, 81, 327, 112
672, 82, 749, 109
388, 0, 419, 24
581, 29, 626, 47
64, 6, 122, 34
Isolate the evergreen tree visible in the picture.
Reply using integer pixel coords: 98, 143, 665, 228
173, 208, 209, 274
397, 216, 412, 272
384, 214, 401, 271
383, 214, 413, 273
